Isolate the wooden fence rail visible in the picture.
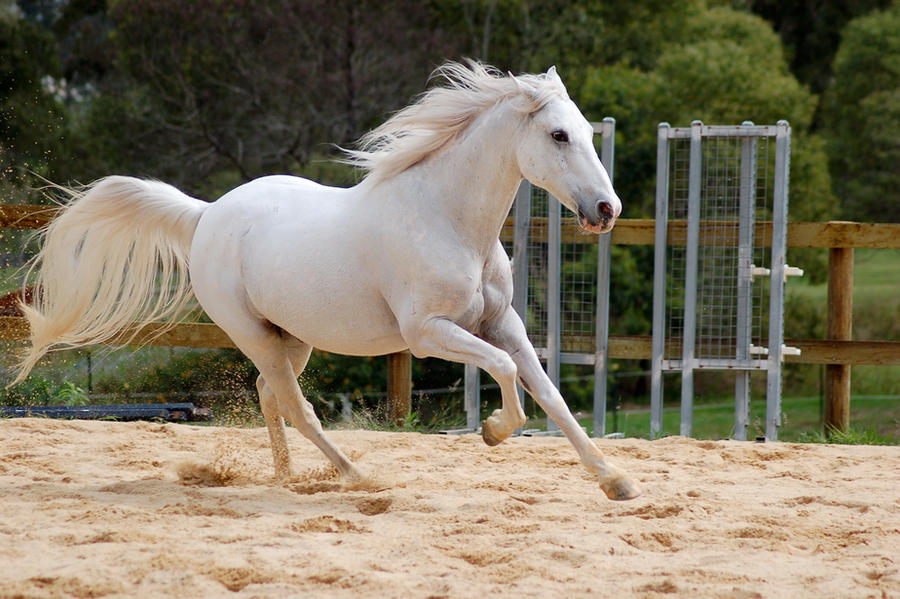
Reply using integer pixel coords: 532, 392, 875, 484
3, 205, 899, 433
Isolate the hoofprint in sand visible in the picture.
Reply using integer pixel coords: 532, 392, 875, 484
0, 418, 897, 598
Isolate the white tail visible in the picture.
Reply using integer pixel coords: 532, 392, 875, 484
12, 176, 208, 385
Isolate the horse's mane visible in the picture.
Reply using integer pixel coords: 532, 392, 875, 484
343, 60, 568, 184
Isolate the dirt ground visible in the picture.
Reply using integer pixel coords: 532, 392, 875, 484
0, 418, 897, 599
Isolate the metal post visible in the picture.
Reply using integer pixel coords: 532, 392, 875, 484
512, 181, 532, 433
464, 363, 480, 431
765, 120, 791, 441
679, 121, 703, 437
734, 122, 756, 440
546, 193, 562, 432
512, 182, 532, 330
650, 123, 671, 438
593, 117, 615, 437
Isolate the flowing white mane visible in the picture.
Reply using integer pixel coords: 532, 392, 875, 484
344, 61, 569, 184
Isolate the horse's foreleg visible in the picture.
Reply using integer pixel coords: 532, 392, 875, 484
403, 317, 526, 445
483, 309, 641, 501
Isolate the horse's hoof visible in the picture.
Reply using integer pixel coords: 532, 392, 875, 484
600, 476, 641, 501
481, 417, 505, 447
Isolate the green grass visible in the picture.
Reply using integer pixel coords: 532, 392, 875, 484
568, 395, 900, 444
798, 426, 894, 445
788, 248, 900, 340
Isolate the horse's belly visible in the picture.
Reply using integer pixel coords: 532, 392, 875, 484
250, 269, 407, 356
274, 303, 408, 356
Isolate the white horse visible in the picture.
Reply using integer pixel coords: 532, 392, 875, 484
15, 62, 639, 500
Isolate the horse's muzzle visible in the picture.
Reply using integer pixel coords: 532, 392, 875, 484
577, 200, 617, 234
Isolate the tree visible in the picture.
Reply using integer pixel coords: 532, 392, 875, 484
0, 10, 69, 188
580, 7, 832, 223
575, 5, 835, 377
740, 0, 893, 98
80, 0, 454, 197
427, 0, 702, 99
822, 3, 900, 223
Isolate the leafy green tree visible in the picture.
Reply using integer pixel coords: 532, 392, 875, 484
581, 7, 832, 223
427, 0, 702, 99
576, 4, 835, 386
0, 10, 68, 187
76, 0, 455, 197
823, 3, 900, 222
740, 0, 893, 97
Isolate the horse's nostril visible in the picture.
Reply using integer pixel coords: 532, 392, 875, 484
596, 201, 614, 223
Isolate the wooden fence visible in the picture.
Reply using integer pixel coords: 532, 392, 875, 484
2, 205, 899, 433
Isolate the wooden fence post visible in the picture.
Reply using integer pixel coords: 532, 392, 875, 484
386, 351, 412, 425
825, 247, 853, 435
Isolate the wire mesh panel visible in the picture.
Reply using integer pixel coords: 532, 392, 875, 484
665, 134, 775, 363
525, 187, 550, 350
651, 121, 794, 441
561, 233, 598, 354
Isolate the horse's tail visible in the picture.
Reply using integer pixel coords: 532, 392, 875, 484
11, 176, 208, 386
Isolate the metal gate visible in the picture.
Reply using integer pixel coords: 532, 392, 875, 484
650, 120, 800, 441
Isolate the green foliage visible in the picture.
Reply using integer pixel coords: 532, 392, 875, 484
800, 426, 893, 446
598, 395, 899, 444
0, 373, 54, 406
823, 3, 900, 222
334, 400, 464, 433
581, 6, 831, 221
93, 349, 257, 396
0, 375, 89, 407
0, 15, 69, 186
71, 0, 453, 197
579, 5, 836, 366
49, 381, 89, 406
739, 0, 894, 95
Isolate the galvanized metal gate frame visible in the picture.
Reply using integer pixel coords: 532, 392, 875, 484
650, 120, 794, 441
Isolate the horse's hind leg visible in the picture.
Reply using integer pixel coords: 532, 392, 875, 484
250, 333, 363, 482
209, 310, 362, 482
256, 335, 312, 481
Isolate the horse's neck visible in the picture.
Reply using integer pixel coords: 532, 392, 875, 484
405, 104, 523, 254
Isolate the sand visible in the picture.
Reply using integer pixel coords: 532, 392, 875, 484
0, 418, 897, 599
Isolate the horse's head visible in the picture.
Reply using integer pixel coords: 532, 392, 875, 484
514, 67, 621, 234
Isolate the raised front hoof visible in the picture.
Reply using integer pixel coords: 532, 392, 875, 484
481, 422, 505, 446
482, 416, 511, 447
600, 476, 642, 501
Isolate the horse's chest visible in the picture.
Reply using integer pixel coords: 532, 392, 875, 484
455, 289, 486, 333
455, 276, 508, 334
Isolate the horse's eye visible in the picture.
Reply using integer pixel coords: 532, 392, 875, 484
551, 130, 569, 143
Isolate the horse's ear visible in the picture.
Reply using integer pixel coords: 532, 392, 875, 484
546, 65, 562, 83
508, 71, 525, 93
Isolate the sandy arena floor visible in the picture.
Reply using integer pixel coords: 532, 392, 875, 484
0, 418, 897, 598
